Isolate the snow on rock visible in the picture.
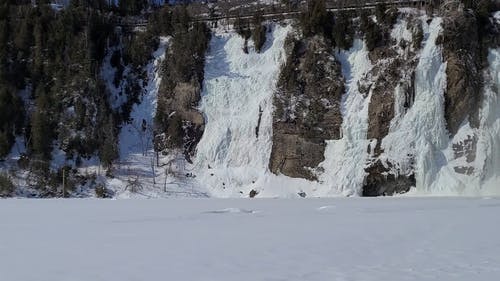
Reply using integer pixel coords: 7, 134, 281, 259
380, 17, 500, 196
426, 47, 500, 196
189, 17, 500, 198
390, 18, 413, 49
478, 49, 500, 193
193, 23, 303, 197
319, 39, 374, 197
39, 14, 497, 198
108, 37, 208, 198
380, 18, 449, 193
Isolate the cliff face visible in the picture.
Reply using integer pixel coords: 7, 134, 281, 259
155, 23, 210, 163
442, 11, 483, 136
363, 16, 422, 196
2, 5, 499, 198
270, 35, 344, 180
185, 9, 500, 197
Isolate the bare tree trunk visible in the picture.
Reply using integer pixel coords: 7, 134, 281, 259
151, 156, 156, 185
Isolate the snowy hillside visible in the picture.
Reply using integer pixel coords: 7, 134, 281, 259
1, 197, 500, 281
1, 3, 499, 198
102, 11, 500, 198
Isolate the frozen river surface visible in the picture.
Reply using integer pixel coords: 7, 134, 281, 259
1, 197, 499, 281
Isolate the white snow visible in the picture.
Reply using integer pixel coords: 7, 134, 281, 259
437, 47, 500, 195
479, 49, 500, 192
79, 37, 207, 198
379, 18, 500, 196
382, 18, 448, 190
101, 43, 132, 112
112, 37, 208, 198
118, 37, 169, 159
390, 18, 413, 49
1, 197, 500, 281
319, 39, 373, 196
193, 24, 301, 197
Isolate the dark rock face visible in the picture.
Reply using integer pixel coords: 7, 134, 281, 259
452, 134, 478, 175
157, 80, 205, 163
363, 160, 414, 196
367, 58, 399, 151
442, 11, 482, 136
270, 35, 344, 180
363, 16, 421, 195
154, 23, 211, 163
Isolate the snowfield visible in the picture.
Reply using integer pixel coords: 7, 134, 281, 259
1, 198, 500, 281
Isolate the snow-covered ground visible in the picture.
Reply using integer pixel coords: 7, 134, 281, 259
1, 197, 500, 281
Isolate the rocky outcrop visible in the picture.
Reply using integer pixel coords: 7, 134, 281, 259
363, 16, 421, 194
157, 80, 205, 162
363, 160, 414, 196
270, 35, 344, 180
155, 23, 210, 163
442, 11, 482, 135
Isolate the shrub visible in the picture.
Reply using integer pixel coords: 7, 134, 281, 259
124, 31, 158, 68
0, 131, 11, 159
252, 13, 267, 53
95, 183, 113, 198
166, 114, 184, 148
235, 14, 251, 39
360, 11, 382, 51
374, 3, 398, 27
412, 22, 424, 49
0, 173, 15, 197
332, 11, 353, 50
365, 21, 382, 51
300, 0, 332, 37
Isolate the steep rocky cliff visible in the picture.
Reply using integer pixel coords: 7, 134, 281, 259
187, 7, 500, 198
270, 35, 344, 180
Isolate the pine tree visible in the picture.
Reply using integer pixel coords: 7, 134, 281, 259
30, 87, 53, 161
0, 132, 10, 159
300, 0, 329, 37
0, 18, 8, 80
332, 11, 353, 50
0, 86, 24, 158
252, 11, 267, 53
99, 115, 118, 169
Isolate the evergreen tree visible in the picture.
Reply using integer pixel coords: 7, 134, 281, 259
332, 11, 353, 50
30, 87, 53, 161
0, 86, 24, 158
119, 0, 146, 16
0, 17, 8, 80
0, 131, 11, 159
252, 11, 267, 53
99, 115, 118, 169
300, 0, 331, 37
